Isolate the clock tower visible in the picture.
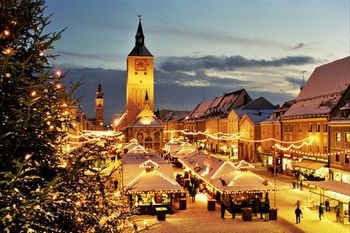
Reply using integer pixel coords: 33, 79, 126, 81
95, 82, 104, 130
126, 17, 154, 125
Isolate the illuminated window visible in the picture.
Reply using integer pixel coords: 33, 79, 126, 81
335, 153, 340, 162
298, 124, 302, 132
316, 123, 320, 132
345, 132, 350, 143
345, 154, 350, 164
308, 123, 313, 132
335, 132, 341, 142
323, 123, 327, 132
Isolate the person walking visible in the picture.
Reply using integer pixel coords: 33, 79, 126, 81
229, 199, 236, 219
319, 203, 324, 220
325, 200, 330, 211
220, 201, 226, 219
295, 205, 303, 224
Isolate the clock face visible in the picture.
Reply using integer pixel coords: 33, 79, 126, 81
135, 59, 147, 71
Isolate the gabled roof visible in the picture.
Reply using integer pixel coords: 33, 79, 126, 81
283, 56, 350, 119
240, 97, 276, 110
184, 89, 251, 121
161, 111, 190, 122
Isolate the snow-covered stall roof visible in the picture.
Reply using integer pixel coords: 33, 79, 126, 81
306, 180, 350, 197
124, 169, 183, 193
232, 160, 255, 171
179, 151, 224, 181
127, 144, 148, 154
211, 171, 274, 194
123, 153, 166, 165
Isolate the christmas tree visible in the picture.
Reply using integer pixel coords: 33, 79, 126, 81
0, 1, 137, 232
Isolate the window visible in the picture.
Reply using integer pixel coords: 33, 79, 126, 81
345, 154, 350, 163
298, 124, 302, 132
316, 123, 320, 132
284, 124, 288, 132
308, 123, 313, 132
345, 133, 350, 143
345, 154, 350, 164
336, 132, 341, 142
290, 125, 293, 132
335, 153, 340, 162
323, 123, 327, 132
323, 146, 328, 153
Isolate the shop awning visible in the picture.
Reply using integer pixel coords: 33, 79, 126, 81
307, 180, 350, 197
294, 160, 327, 170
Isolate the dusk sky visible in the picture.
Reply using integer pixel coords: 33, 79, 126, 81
45, 0, 349, 124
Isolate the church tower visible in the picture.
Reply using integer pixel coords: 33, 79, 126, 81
95, 82, 104, 130
126, 17, 154, 125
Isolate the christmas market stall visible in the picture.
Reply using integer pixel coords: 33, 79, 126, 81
211, 170, 274, 219
307, 180, 350, 224
122, 151, 183, 215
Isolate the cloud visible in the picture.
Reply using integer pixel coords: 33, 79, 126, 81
286, 43, 307, 50
61, 65, 298, 124
158, 55, 316, 72
285, 76, 304, 88
54, 50, 117, 62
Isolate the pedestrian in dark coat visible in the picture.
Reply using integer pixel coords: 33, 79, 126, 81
319, 203, 324, 220
295, 205, 302, 224
259, 202, 264, 219
220, 202, 226, 219
229, 199, 236, 219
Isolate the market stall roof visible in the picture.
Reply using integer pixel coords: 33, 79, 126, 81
232, 160, 255, 170
179, 151, 224, 181
173, 147, 197, 158
294, 160, 327, 170
211, 161, 237, 179
211, 171, 274, 194
306, 180, 350, 197
127, 145, 148, 154
124, 170, 183, 193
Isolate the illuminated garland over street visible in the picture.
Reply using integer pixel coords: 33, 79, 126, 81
165, 129, 314, 144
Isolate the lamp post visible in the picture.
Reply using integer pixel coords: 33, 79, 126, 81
273, 145, 277, 208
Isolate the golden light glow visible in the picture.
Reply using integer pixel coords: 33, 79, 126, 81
52, 194, 58, 200
31, 91, 37, 97
56, 84, 62, 89
4, 48, 12, 54
4, 30, 10, 36
25, 154, 32, 160
39, 51, 44, 56
56, 71, 61, 77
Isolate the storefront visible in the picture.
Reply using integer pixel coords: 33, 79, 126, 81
332, 167, 350, 184
308, 180, 350, 224
293, 158, 328, 181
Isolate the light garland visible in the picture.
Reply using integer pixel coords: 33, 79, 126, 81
165, 129, 315, 145
279, 148, 350, 158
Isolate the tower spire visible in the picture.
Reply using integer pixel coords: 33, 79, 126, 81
128, 16, 152, 56
135, 15, 144, 46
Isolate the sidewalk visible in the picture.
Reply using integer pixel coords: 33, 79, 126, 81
253, 164, 349, 233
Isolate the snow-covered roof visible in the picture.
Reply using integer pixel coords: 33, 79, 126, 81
283, 93, 342, 118
123, 153, 166, 165
161, 111, 190, 122
184, 89, 251, 121
211, 171, 274, 193
283, 56, 350, 119
297, 56, 350, 101
125, 170, 183, 193
179, 151, 225, 181
130, 115, 164, 128
306, 180, 350, 197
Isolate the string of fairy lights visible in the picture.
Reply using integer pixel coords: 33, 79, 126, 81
165, 129, 350, 158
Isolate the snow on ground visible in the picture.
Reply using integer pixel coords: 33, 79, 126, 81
135, 166, 350, 233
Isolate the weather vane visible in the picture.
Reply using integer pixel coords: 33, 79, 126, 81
137, 15, 142, 22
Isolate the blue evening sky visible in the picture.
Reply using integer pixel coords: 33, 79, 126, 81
45, 0, 349, 123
